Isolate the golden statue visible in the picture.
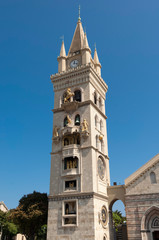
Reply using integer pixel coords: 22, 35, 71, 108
53, 126, 59, 137
67, 115, 71, 124
69, 182, 74, 188
82, 119, 88, 132
99, 135, 103, 141
64, 88, 74, 103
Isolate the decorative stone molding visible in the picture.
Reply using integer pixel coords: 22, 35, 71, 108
48, 192, 108, 202
62, 145, 80, 158
62, 101, 79, 112
81, 130, 89, 138
52, 100, 108, 120
49, 194, 93, 202
61, 126, 80, 136
50, 63, 108, 95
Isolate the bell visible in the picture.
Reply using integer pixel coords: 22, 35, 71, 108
75, 118, 80, 124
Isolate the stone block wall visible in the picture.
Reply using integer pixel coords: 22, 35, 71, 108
125, 193, 159, 240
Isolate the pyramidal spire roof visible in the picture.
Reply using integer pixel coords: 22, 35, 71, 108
83, 32, 90, 49
59, 40, 66, 57
94, 47, 100, 65
68, 18, 85, 55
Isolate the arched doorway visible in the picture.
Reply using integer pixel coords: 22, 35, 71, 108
109, 200, 127, 240
108, 185, 127, 240
141, 206, 159, 240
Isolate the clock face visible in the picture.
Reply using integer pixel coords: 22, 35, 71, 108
70, 59, 79, 68
101, 206, 107, 226
98, 157, 105, 180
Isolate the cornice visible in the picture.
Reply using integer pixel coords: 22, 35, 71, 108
52, 100, 107, 120
89, 68, 108, 95
51, 64, 90, 82
50, 146, 109, 160
125, 154, 159, 187
48, 191, 108, 201
50, 63, 108, 93
50, 145, 109, 160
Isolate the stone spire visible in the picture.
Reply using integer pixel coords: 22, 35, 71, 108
57, 40, 66, 72
83, 32, 89, 49
93, 47, 101, 76
68, 16, 84, 55
59, 40, 66, 57
82, 31, 91, 65
94, 47, 100, 65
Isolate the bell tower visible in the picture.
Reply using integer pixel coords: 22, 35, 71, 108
47, 11, 110, 240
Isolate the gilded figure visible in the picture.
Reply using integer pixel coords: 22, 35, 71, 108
64, 88, 74, 103
82, 119, 88, 132
53, 126, 59, 137
67, 115, 71, 124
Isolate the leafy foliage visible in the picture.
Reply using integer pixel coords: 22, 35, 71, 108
0, 210, 18, 240
10, 191, 48, 240
37, 224, 47, 240
113, 210, 126, 231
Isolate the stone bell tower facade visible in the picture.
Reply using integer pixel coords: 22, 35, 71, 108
47, 15, 110, 240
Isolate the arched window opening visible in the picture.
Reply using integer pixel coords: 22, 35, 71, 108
150, 171, 157, 184
94, 92, 97, 105
75, 114, 80, 126
73, 90, 81, 102
64, 117, 68, 127
64, 156, 78, 170
103, 236, 106, 240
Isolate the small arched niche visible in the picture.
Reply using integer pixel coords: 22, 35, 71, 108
150, 171, 157, 184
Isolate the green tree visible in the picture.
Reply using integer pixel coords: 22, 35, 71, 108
0, 210, 18, 240
113, 210, 126, 231
10, 191, 48, 240
37, 224, 47, 240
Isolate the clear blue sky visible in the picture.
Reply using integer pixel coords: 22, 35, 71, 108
0, 0, 159, 210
